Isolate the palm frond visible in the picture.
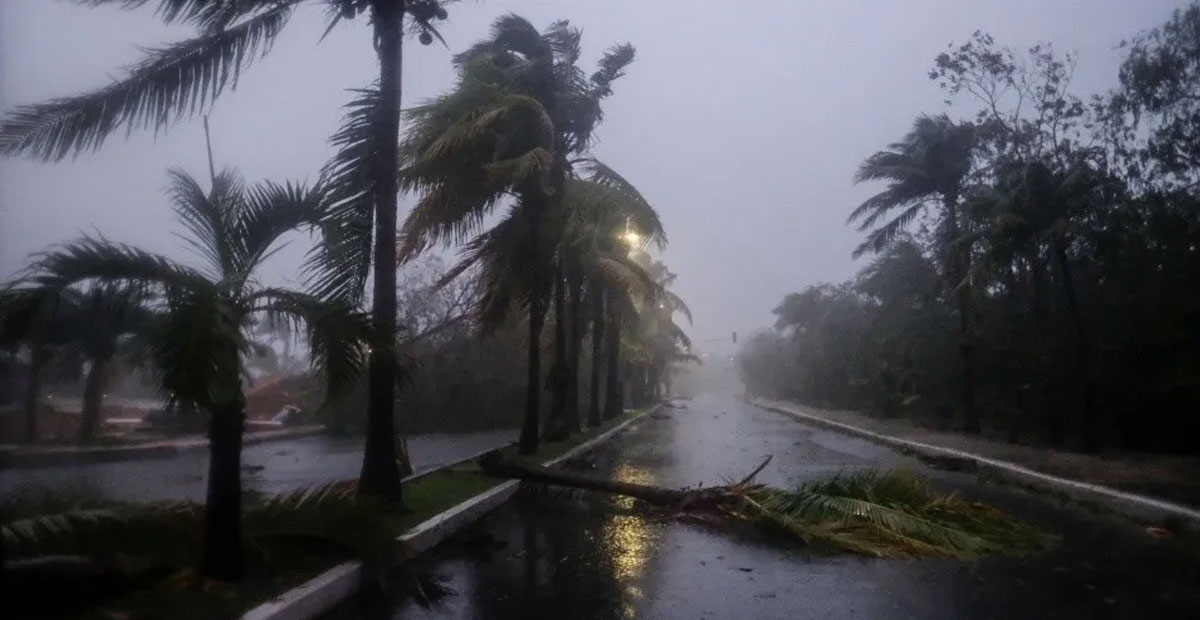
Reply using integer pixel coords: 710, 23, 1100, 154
576, 160, 665, 247
737, 469, 1054, 558
235, 179, 323, 278
1, 509, 127, 557
852, 203, 926, 259
453, 13, 547, 65
847, 181, 930, 229
75, 1, 299, 30
591, 44, 636, 96
663, 289, 693, 325
166, 167, 237, 277
25, 237, 211, 294
252, 289, 370, 402
309, 86, 378, 304
542, 19, 582, 65
0, 4, 292, 160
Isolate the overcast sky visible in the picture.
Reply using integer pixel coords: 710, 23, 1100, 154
0, 0, 1187, 353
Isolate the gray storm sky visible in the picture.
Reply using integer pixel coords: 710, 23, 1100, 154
0, 0, 1187, 353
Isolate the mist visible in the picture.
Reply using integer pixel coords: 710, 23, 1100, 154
2, 0, 1183, 356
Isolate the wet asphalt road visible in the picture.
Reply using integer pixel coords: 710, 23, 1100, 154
0, 429, 516, 502
336, 394, 1200, 620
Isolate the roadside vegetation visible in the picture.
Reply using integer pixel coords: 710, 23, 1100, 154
3, 0, 1164, 616
0, 1, 694, 613
738, 5, 1200, 455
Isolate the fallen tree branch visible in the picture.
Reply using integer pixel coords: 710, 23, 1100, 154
476, 453, 1057, 559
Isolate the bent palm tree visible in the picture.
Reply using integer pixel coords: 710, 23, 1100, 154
0, 0, 451, 502
851, 114, 981, 433
398, 14, 634, 454
559, 172, 666, 424
18, 168, 369, 580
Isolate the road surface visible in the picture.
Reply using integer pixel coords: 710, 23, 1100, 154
1, 429, 516, 503
337, 394, 1200, 620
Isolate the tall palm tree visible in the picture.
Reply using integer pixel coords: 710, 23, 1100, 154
397, 14, 634, 454
558, 171, 665, 425
0, 0, 450, 502
16, 168, 368, 580
850, 114, 981, 433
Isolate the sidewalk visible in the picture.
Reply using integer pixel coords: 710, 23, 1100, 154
754, 398, 1200, 512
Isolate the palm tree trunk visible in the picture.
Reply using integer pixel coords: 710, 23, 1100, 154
360, 0, 405, 500
566, 262, 584, 433
603, 294, 623, 420
520, 296, 547, 454
547, 260, 569, 440
78, 356, 110, 445
1053, 240, 1098, 451
588, 281, 604, 427
200, 396, 244, 581
22, 343, 48, 444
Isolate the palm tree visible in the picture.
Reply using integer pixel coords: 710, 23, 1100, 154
557, 171, 666, 424
397, 14, 634, 454
850, 114, 981, 433
67, 285, 157, 444
0, 0, 451, 502
623, 256, 693, 405
16, 168, 368, 580
0, 288, 77, 443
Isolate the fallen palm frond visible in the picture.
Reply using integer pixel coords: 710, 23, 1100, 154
478, 454, 1056, 559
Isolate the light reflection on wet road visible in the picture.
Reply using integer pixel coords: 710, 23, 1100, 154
334, 394, 1200, 620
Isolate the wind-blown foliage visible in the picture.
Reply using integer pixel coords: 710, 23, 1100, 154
742, 12, 1200, 453
11, 167, 368, 579
397, 13, 640, 453
0, 5, 294, 160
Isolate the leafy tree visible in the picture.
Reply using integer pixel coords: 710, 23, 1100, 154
1104, 4, 1200, 190
0, 0, 453, 503
747, 12, 1200, 454
13, 168, 368, 580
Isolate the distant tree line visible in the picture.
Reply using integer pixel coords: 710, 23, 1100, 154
738, 5, 1200, 454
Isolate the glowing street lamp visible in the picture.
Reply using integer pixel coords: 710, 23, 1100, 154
620, 229, 641, 248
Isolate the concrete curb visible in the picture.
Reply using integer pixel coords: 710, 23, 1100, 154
240, 562, 361, 620
240, 405, 657, 620
398, 406, 653, 558
0, 426, 327, 469
752, 399, 1200, 527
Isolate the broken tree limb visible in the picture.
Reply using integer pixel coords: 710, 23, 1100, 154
476, 453, 773, 509
477, 452, 691, 505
